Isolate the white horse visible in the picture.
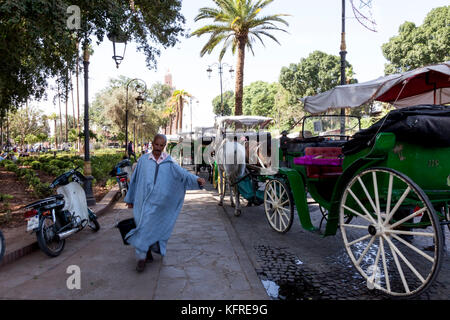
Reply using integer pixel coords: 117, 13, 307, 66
215, 138, 246, 216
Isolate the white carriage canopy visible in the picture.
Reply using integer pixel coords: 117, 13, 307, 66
215, 115, 273, 129
301, 61, 450, 114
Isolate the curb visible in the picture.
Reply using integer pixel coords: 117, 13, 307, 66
0, 185, 120, 268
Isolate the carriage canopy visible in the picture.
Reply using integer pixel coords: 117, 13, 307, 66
300, 61, 450, 113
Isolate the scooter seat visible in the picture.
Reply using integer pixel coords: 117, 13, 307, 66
117, 172, 128, 177
25, 194, 64, 209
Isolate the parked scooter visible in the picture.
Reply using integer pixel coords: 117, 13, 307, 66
110, 158, 132, 197
23, 166, 100, 257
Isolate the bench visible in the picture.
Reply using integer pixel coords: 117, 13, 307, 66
294, 147, 343, 179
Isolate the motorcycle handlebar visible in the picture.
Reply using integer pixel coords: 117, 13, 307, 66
50, 165, 83, 188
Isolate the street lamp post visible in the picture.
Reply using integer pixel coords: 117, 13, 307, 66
124, 78, 147, 157
339, 0, 347, 136
82, 43, 96, 206
207, 62, 234, 116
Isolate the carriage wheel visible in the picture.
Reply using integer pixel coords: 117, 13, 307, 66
339, 168, 443, 298
264, 179, 294, 233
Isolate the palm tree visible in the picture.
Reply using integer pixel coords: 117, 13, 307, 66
167, 90, 192, 133
191, 0, 289, 116
47, 113, 59, 149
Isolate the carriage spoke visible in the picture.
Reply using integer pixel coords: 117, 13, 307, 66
347, 234, 372, 247
389, 207, 427, 229
380, 237, 391, 292
387, 230, 435, 237
348, 189, 377, 225
278, 209, 288, 229
372, 172, 381, 224
384, 235, 410, 293
356, 236, 376, 266
391, 234, 435, 263
279, 188, 287, 201
383, 186, 411, 227
385, 174, 394, 224
342, 205, 373, 224
266, 187, 276, 203
279, 206, 291, 216
367, 238, 383, 289
270, 184, 279, 202
342, 223, 369, 230
357, 176, 378, 215
384, 235, 426, 284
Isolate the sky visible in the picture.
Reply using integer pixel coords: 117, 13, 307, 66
38, 0, 449, 132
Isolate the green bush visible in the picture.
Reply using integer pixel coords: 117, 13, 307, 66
28, 176, 41, 187
17, 167, 29, 177
4, 163, 18, 173
90, 153, 123, 182
0, 159, 14, 168
40, 163, 50, 173
31, 161, 41, 170
0, 193, 14, 202
34, 182, 52, 197
49, 159, 66, 169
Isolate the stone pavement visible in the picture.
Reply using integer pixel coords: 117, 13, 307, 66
0, 187, 269, 300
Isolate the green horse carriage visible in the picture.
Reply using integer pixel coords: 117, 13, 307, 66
262, 62, 450, 298
263, 107, 449, 297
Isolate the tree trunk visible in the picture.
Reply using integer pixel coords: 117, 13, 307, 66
65, 75, 69, 143
178, 97, 183, 132
76, 42, 81, 153
58, 84, 63, 147
71, 76, 75, 129
54, 118, 58, 149
234, 37, 246, 116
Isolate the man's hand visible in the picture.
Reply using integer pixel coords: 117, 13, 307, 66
127, 203, 133, 209
197, 177, 206, 187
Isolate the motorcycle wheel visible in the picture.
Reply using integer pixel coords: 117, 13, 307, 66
87, 209, 100, 232
0, 230, 5, 263
121, 189, 127, 198
36, 215, 65, 257
88, 216, 100, 232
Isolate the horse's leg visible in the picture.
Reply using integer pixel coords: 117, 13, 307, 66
234, 184, 241, 216
229, 179, 235, 208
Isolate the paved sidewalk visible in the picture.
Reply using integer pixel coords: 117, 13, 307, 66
0, 188, 269, 300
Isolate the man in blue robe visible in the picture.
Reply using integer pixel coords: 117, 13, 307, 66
124, 134, 205, 272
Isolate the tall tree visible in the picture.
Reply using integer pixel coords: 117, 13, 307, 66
191, 0, 289, 116
0, 0, 186, 115
166, 90, 192, 133
47, 113, 59, 149
212, 90, 235, 116
8, 105, 50, 147
382, 6, 450, 74
242, 81, 279, 117
279, 51, 355, 108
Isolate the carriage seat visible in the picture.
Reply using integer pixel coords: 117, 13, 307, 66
300, 147, 343, 179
